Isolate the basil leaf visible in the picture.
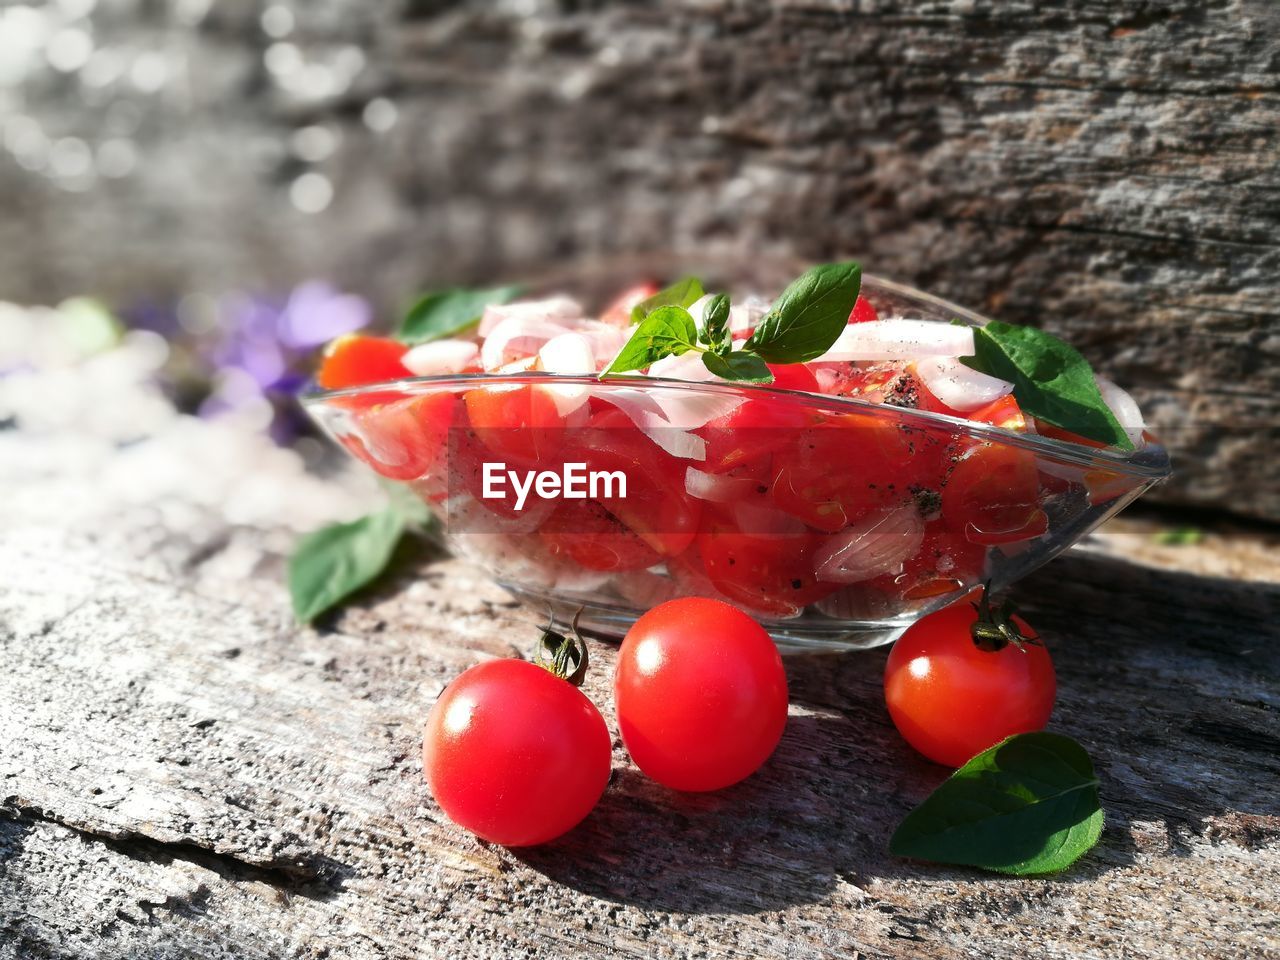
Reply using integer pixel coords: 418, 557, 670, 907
398, 286, 520, 344
289, 508, 405, 622
890, 733, 1104, 876
745, 262, 861, 363
960, 322, 1133, 450
699, 293, 732, 351
630, 276, 705, 324
604, 305, 700, 374
702, 350, 773, 383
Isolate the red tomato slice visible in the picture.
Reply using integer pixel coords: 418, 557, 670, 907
848, 296, 879, 324
968, 395, 1027, 432
317, 335, 411, 391
766, 363, 820, 393
342, 392, 456, 481
696, 521, 835, 618
464, 384, 567, 466
942, 443, 1047, 545
538, 498, 663, 572
698, 394, 817, 474
599, 282, 660, 327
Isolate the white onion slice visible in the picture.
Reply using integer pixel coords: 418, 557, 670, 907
401, 339, 479, 376
574, 320, 628, 370
1095, 375, 1146, 447
478, 296, 583, 337
685, 466, 763, 503
730, 295, 770, 335
647, 350, 720, 382
812, 506, 925, 584
537, 332, 595, 417
817, 319, 975, 362
915, 356, 1013, 412
603, 387, 739, 461
481, 315, 572, 370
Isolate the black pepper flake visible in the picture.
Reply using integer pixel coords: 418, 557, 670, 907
791, 579, 803, 590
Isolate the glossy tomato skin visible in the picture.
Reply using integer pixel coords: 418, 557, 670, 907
883, 599, 1055, 767
423, 659, 612, 847
942, 442, 1048, 545
317, 335, 411, 390
615, 598, 788, 791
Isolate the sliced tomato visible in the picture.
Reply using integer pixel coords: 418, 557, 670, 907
969, 395, 1027, 432
942, 443, 1047, 546
848, 296, 879, 324
893, 523, 987, 599
696, 521, 835, 618
1034, 419, 1108, 450
538, 498, 663, 572
564, 409, 701, 557
464, 384, 566, 466
317, 335, 411, 391
599, 282, 659, 327
342, 392, 457, 482
698, 394, 817, 474
770, 414, 920, 533
765, 363, 819, 393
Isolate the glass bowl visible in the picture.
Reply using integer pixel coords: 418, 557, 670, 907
303, 267, 1170, 652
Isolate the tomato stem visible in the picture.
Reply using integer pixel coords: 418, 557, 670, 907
970, 582, 1039, 652
535, 607, 590, 686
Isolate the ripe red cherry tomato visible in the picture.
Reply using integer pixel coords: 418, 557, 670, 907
464, 384, 567, 466
317, 335, 412, 390
615, 597, 789, 791
942, 443, 1048, 545
848, 296, 879, 324
423, 658, 611, 846
342, 392, 457, 481
883, 589, 1055, 767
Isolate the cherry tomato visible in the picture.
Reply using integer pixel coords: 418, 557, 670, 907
615, 598, 788, 791
942, 443, 1048, 545
464, 384, 566, 466
698, 392, 816, 474
884, 590, 1055, 766
317, 335, 411, 390
423, 658, 611, 846
848, 296, 879, 324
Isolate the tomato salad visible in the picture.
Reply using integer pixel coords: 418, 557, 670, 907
311, 267, 1153, 624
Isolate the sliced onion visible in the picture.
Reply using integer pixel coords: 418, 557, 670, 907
574, 320, 628, 370
685, 466, 762, 503
816, 319, 975, 362
602, 388, 703, 460
1095, 375, 1146, 447
814, 585, 901, 621
647, 350, 719, 382
401, 339, 479, 376
730, 295, 770, 335
478, 296, 583, 337
812, 505, 925, 584
915, 356, 1013, 412
538, 332, 595, 416
685, 293, 715, 325
481, 315, 572, 370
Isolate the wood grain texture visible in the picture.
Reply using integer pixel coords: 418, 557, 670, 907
2, 337, 1278, 957
0, 1, 1277, 517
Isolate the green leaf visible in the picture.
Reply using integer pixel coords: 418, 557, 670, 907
1154, 526, 1204, 546
890, 733, 1105, 876
630, 276, 705, 324
604, 305, 700, 374
289, 509, 405, 623
701, 350, 773, 383
960, 322, 1133, 450
699, 293, 732, 351
745, 262, 861, 363
398, 286, 520, 344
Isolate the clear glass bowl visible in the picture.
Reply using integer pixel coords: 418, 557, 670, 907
303, 266, 1170, 652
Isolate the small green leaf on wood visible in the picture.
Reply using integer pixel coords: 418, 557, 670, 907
890, 732, 1105, 875
289, 508, 405, 623
398, 286, 521, 344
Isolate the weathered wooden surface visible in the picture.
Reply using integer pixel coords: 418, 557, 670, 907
0, 1, 1277, 518
3, 328, 1279, 958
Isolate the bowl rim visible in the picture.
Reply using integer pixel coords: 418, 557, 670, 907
302, 370, 1171, 479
